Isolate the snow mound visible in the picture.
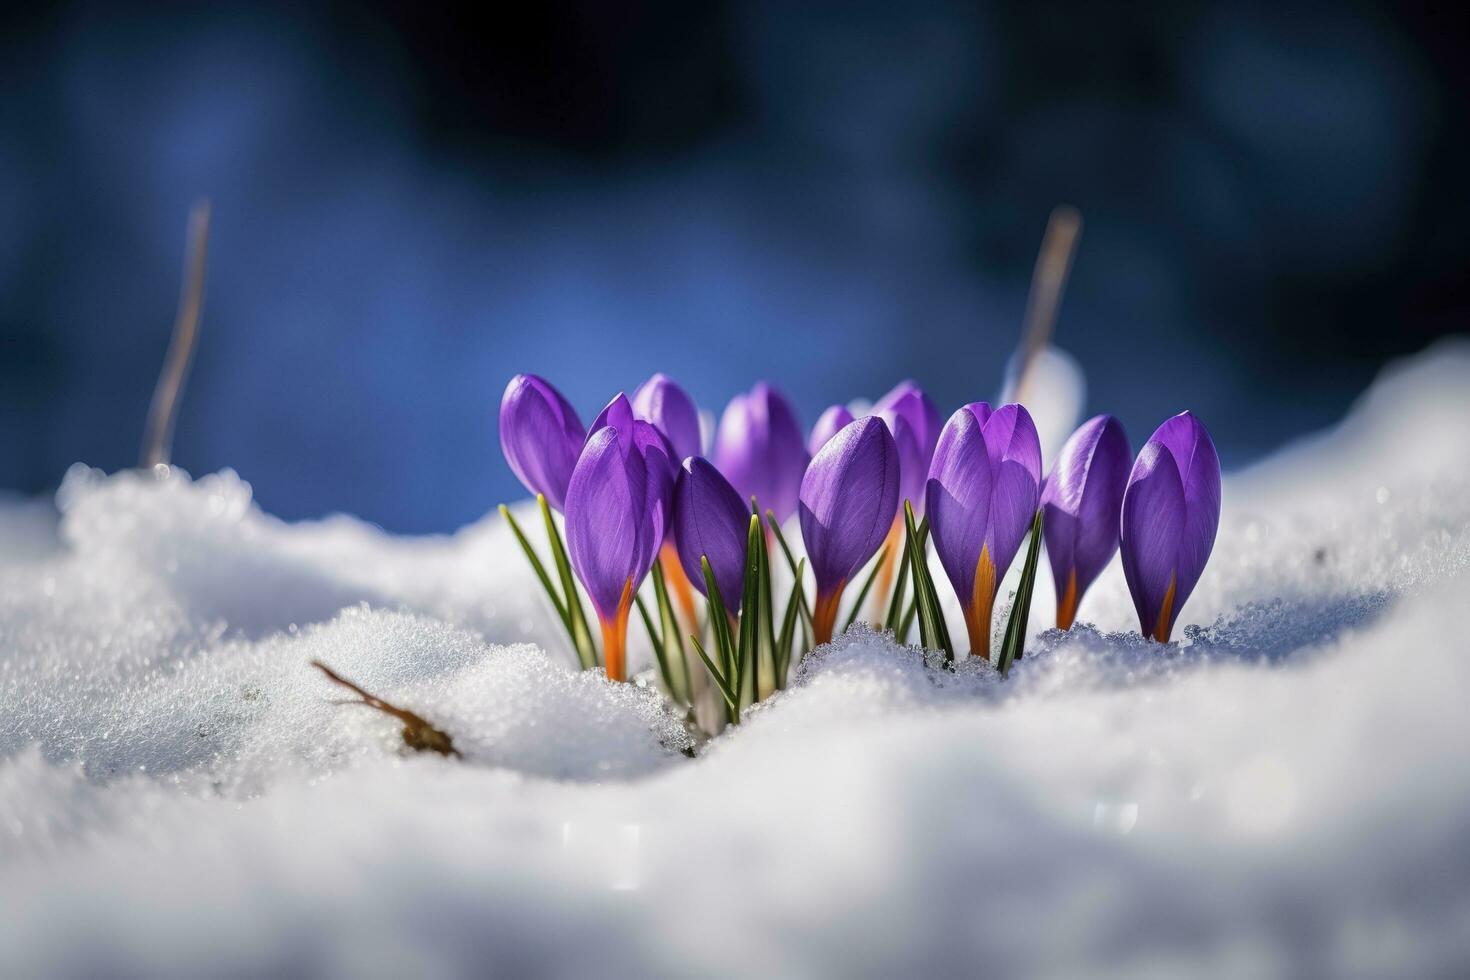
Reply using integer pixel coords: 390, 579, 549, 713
2, 601, 688, 795
5, 462, 688, 796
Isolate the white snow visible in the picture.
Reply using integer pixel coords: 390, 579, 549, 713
3, 341, 1470, 978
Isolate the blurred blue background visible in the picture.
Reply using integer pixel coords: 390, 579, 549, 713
1, 1, 1465, 532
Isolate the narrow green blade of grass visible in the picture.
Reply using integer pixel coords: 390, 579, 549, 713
765, 510, 815, 633
904, 502, 936, 650
883, 526, 911, 635
904, 502, 953, 663
498, 504, 568, 627
539, 494, 598, 670
634, 594, 675, 693
996, 508, 1044, 678
911, 512, 951, 660
756, 516, 777, 695
921, 521, 952, 661
897, 594, 918, 644
895, 520, 925, 647
735, 515, 764, 709
689, 633, 738, 715
842, 544, 889, 633
696, 560, 741, 724
766, 508, 800, 575
700, 556, 737, 681
651, 559, 691, 704
775, 557, 804, 687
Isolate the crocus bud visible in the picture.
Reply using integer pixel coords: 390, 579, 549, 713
925, 403, 1042, 660
799, 416, 900, 644
713, 382, 809, 523
672, 457, 750, 612
1041, 415, 1131, 629
808, 404, 855, 456
1120, 412, 1220, 643
633, 373, 702, 462
498, 374, 586, 511
874, 380, 943, 514
565, 418, 675, 681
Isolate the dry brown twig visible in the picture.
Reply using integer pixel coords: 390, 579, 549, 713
140, 198, 211, 469
1012, 204, 1082, 404
311, 660, 461, 759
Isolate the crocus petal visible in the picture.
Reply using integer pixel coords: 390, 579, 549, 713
985, 464, 1038, 584
888, 414, 930, 513
808, 404, 855, 456
978, 403, 1043, 486
565, 428, 645, 621
565, 421, 673, 624
1041, 415, 1131, 625
964, 400, 994, 429
925, 406, 993, 606
1120, 441, 1188, 639
875, 381, 943, 515
589, 393, 636, 446
1151, 411, 1222, 608
875, 380, 943, 460
672, 457, 749, 610
633, 373, 702, 462
630, 420, 675, 572
712, 382, 809, 522
978, 404, 1043, 579
498, 374, 586, 511
799, 416, 900, 597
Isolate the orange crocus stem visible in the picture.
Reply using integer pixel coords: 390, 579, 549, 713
963, 543, 997, 661
601, 578, 635, 682
659, 542, 700, 635
1151, 573, 1178, 643
1056, 567, 1079, 630
812, 582, 846, 646
868, 517, 905, 628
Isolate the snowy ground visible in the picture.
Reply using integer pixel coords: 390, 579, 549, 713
3, 342, 1470, 978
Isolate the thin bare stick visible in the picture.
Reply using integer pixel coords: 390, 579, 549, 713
1012, 205, 1082, 404
311, 660, 461, 758
140, 199, 211, 469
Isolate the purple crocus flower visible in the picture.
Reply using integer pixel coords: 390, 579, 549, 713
671, 457, 750, 612
564, 415, 675, 681
712, 382, 809, 522
498, 374, 586, 511
925, 402, 1042, 660
1041, 415, 1131, 629
633, 373, 702, 462
874, 380, 943, 514
799, 416, 900, 645
808, 404, 855, 456
1120, 412, 1221, 642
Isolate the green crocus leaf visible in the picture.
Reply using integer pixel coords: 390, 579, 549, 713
996, 509, 1044, 678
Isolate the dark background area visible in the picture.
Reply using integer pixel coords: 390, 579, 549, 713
1, 1, 1465, 532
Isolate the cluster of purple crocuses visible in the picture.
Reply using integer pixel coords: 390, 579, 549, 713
500, 372, 1220, 690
